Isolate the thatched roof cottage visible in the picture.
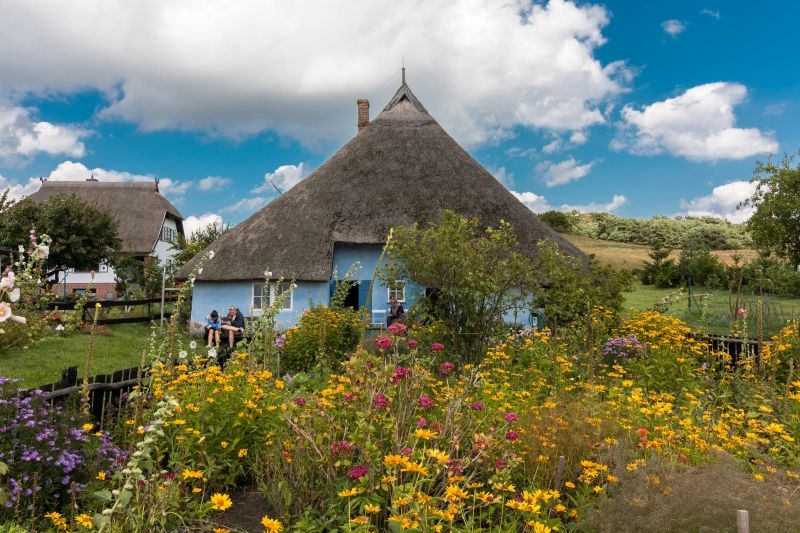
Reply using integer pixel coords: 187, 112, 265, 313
27, 180, 184, 298
180, 79, 585, 328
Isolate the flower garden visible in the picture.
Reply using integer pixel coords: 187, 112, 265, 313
2, 241, 800, 532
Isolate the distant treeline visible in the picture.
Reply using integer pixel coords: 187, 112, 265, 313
539, 211, 753, 250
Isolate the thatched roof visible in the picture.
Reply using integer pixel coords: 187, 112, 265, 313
180, 82, 586, 281
27, 181, 183, 255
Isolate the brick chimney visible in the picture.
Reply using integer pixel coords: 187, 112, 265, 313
357, 98, 369, 131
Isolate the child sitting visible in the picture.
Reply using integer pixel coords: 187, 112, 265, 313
205, 309, 221, 347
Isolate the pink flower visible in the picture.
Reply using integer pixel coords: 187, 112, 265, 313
349, 464, 369, 480
494, 459, 508, 470
294, 397, 306, 407
504, 412, 518, 422
407, 339, 418, 349
439, 361, 455, 377
375, 336, 393, 350
469, 401, 484, 411
275, 336, 286, 348
391, 366, 411, 383
401, 447, 412, 455
417, 395, 435, 408
387, 322, 408, 336
417, 418, 427, 428
737, 307, 745, 317
431, 342, 445, 351
372, 393, 390, 410
0, 302, 12, 322
505, 431, 520, 441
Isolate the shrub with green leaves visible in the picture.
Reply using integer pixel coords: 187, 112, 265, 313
280, 305, 361, 373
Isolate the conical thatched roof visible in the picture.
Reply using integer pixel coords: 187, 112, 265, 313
27, 181, 183, 254
180, 82, 586, 281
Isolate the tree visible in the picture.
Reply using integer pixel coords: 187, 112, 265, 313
0, 193, 121, 277
171, 221, 229, 268
741, 151, 800, 269
381, 210, 537, 363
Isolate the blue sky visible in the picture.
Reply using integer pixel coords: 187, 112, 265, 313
1, 0, 798, 236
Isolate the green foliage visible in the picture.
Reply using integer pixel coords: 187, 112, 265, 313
743, 150, 800, 268
0, 194, 121, 275
381, 209, 537, 364
538, 210, 574, 232
570, 211, 752, 250
170, 221, 229, 268
281, 305, 362, 373
531, 240, 633, 335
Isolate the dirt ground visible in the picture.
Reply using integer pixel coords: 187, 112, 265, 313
210, 488, 273, 533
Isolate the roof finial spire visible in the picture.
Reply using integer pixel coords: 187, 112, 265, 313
402, 57, 406, 85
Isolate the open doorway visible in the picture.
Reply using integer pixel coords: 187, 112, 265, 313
343, 283, 359, 310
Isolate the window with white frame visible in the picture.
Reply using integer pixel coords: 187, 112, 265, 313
388, 280, 406, 302
160, 226, 178, 243
252, 282, 293, 311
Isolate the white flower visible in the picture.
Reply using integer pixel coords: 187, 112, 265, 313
208, 250, 215, 259
10, 315, 26, 324
0, 303, 12, 322
0, 271, 13, 290
208, 348, 217, 359
8, 288, 20, 303
178, 350, 188, 359
17, 245, 24, 253
32, 244, 49, 260
189, 340, 197, 349
55, 324, 65, 332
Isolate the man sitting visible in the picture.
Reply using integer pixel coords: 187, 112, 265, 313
220, 306, 245, 348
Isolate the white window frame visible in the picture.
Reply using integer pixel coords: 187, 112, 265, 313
252, 282, 293, 311
387, 280, 406, 303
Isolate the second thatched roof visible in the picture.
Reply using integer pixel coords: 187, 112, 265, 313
180, 82, 585, 281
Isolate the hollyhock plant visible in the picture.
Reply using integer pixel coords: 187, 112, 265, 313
387, 322, 408, 336
375, 336, 393, 350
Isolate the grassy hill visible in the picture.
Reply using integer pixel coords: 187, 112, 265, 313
561, 233, 758, 271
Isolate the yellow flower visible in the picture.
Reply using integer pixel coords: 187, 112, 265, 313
213, 528, 229, 533
221, 441, 229, 448
238, 448, 248, 458
444, 485, 468, 503
210, 492, 233, 511
364, 503, 381, 514
384, 454, 410, 468
338, 487, 361, 497
414, 428, 438, 440
350, 516, 370, 524
75, 514, 94, 528
261, 515, 283, 532
81, 423, 94, 431
96, 471, 106, 481
401, 461, 430, 477
182, 469, 204, 480
426, 448, 450, 463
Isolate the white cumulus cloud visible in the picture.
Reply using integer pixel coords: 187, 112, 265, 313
0, 0, 630, 147
536, 156, 594, 186
613, 82, 779, 162
661, 19, 686, 37
679, 180, 756, 223
0, 104, 87, 164
253, 163, 309, 194
198, 175, 231, 191
512, 190, 626, 214
183, 213, 224, 238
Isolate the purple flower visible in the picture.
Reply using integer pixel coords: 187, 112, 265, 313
494, 459, 508, 470
469, 402, 484, 411
417, 418, 427, 427
275, 336, 286, 348
505, 431, 520, 441
407, 339, 418, 349
504, 412, 518, 422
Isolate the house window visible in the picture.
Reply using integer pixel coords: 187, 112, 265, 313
160, 226, 177, 243
388, 280, 406, 303
252, 282, 293, 311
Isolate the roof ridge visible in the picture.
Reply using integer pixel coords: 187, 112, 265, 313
382, 82, 428, 114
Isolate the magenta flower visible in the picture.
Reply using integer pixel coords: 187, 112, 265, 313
407, 339, 418, 349
372, 393, 390, 409
275, 336, 286, 348
375, 336, 393, 350
294, 397, 306, 407
417, 418, 427, 428
505, 430, 520, 441
349, 464, 369, 480
401, 447, 413, 455
387, 322, 408, 336
494, 459, 508, 470
431, 342, 445, 351
417, 394, 435, 408
439, 361, 455, 377
469, 401, 484, 411
391, 366, 411, 383
504, 412, 518, 422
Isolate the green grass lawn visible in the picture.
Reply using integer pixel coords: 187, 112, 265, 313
623, 283, 800, 337
0, 322, 160, 389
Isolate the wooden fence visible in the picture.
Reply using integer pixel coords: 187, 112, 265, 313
36, 365, 145, 425
46, 296, 178, 325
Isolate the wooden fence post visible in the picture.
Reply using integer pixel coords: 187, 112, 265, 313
737, 509, 749, 533
553, 455, 566, 491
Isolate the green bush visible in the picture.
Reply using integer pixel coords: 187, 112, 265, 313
280, 305, 362, 373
